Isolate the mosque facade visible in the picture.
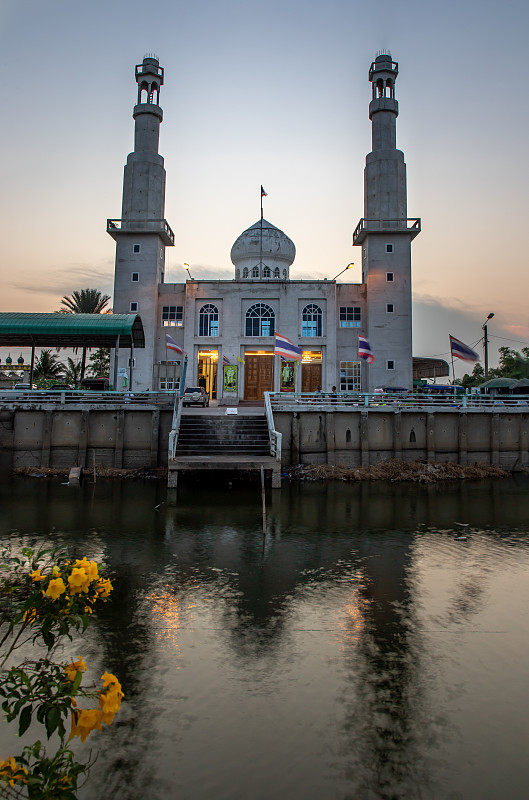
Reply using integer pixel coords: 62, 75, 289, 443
109, 53, 420, 398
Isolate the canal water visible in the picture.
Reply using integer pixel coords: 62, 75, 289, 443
1, 474, 529, 800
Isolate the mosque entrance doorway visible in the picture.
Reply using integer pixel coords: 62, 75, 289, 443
244, 353, 274, 401
302, 351, 322, 392
198, 350, 218, 399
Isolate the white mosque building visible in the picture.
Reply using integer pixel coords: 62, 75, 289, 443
109, 53, 420, 400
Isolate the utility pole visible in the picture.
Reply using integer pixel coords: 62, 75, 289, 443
482, 313, 494, 379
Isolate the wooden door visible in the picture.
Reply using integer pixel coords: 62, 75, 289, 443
244, 356, 274, 400
302, 363, 322, 393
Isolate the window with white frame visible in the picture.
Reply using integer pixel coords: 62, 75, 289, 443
387, 360, 395, 370
339, 307, 361, 327
386, 272, 394, 282
245, 303, 275, 336
199, 304, 219, 336
130, 302, 138, 312
302, 304, 323, 337
386, 303, 394, 313
386, 243, 393, 253
131, 272, 139, 282
159, 378, 180, 391
340, 361, 361, 392
133, 244, 141, 254
162, 306, 184, 327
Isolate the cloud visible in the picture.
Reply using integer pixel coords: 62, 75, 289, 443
9, 264, 114, 298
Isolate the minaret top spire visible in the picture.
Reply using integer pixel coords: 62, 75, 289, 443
135, 55, 164, 107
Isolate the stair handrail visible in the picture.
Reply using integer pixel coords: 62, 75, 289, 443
264, 391, 282, 462
168, 391, 183, 461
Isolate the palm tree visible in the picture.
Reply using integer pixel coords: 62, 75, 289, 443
64, 357, 82, 387
59, 289, 111, 380
33, 350, 65, 383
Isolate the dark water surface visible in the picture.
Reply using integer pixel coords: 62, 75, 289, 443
2, 475, 529, 800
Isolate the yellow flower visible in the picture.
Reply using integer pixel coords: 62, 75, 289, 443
23, 608, 38, 622
30, 569, 45, 582
69, 708, 103, 743
46, 577, 66, 600
65, 657, 87, 682
0, 757, 28, 787
51, 565, 62, 577
95, 578, 113, 598
68, 567, 90, 594
101, 672, 122, 691
73, 557, 99, 581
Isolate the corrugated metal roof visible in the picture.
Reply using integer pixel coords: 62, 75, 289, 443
0, 313, 145, 348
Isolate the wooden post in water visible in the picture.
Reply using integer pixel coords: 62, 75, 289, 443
260, 466, 267, 542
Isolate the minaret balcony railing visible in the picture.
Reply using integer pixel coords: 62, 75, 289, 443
107, 219, 175, 246
352, 217, 421, 245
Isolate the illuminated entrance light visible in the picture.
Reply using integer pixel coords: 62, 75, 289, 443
302, 351, 322, 363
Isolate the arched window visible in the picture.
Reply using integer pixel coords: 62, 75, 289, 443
199, 304, 219, 336
263, 266, 271, 278
245, 303, 275, 337
274, 267, 280, 278
243, 268, 249, 278
251, 266, 259, 278
302, 304, 323, 337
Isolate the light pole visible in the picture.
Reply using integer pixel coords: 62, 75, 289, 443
332, 263, 354, 281
482, 312, 494, 379
183, 263, 194, 280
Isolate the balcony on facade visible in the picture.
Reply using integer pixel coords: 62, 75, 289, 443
352, 218, 421, 245
107, 219, 175, 246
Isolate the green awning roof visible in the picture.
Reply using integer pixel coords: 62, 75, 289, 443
0, 313, 145, 348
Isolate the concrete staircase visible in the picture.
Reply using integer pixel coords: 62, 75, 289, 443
176, 415, 270, 456
168, 413, 281, 488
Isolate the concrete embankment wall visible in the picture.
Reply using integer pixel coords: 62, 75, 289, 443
273, 408, 529, 471
1, 405, 529, 473
0, 406, 173, 470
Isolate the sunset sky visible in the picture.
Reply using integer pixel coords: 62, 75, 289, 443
0, 0, 527, 378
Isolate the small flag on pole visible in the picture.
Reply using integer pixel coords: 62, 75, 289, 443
261, 185, 268, 197
449, 335, 479, 362
358, 336, 375, 363
275, 333, 302, 360
165, 334, 184, 356
237, 355, 245, 365
223, 355, 230, 365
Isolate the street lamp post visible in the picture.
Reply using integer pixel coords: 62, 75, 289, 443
332, 263, 354, 281
482, 312, 494, 379
183, 263, 193, 280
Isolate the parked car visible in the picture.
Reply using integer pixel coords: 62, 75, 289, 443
182, 387, 209, 407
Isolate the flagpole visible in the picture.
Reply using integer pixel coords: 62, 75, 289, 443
260, 186, 263, 270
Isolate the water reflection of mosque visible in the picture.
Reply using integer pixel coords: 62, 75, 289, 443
3, 476, 529, 798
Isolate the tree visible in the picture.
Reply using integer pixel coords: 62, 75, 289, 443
64, 356, 82, 387
33, 350, 65, 384
58, 289, 111, 380
87, 348, 111, 378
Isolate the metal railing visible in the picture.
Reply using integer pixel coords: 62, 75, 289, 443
264, 392, 282, 460
168, 392, 183, 461
352, 217, 421, 244
0, 390, 175, 407
106, 218, 175, 246
268, 391, 529, 410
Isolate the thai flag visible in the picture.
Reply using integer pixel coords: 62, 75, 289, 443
261, 185, 268, 197
165, 334, 184, 356
449, 335, 479, 362
358, 335, 375, 363
275, 333, 302, 360
223, 355, 230, 365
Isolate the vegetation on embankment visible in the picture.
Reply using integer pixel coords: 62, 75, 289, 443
286, 460, 511, 483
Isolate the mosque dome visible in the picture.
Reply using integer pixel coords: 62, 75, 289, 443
231, 219, 295, 280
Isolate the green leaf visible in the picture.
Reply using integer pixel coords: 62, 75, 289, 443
72, 669, 83, 693
45, 705, 61, 739
19, 705, 32, 736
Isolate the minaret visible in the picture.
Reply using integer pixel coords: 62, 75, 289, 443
353, 52, 420, 391
108, 55, 174, 390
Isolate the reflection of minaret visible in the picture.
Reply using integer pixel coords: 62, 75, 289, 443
108, 56, 174, 390
353, 53, 420, 392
